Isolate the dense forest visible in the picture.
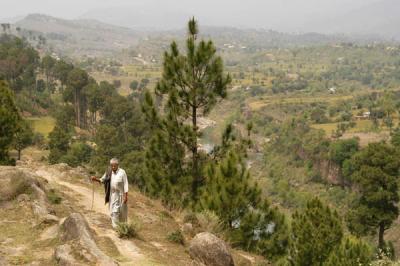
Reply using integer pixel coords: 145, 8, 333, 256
2, 17, 400, 265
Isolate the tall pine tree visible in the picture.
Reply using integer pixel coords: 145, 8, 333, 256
346, 142, 400, 250
0, 80, 20, 165
147, 17, 231, 201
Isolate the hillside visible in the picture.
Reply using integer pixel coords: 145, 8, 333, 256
11, 13, 392, 60
14, 14, 141, 57
0, 148, 265, 265
309, 0, 400, 40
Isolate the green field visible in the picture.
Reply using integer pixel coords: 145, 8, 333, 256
27, 116, 56, 137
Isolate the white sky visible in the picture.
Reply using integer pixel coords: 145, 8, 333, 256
0, 0, 383, 30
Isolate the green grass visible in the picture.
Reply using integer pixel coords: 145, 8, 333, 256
166, 230, 184, 245
27, 116, 56, 138
116, 221, 140, 239
311, 120, 382, 135
47, 189, 62, 204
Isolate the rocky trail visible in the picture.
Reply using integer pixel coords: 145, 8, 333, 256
34, 166, 146, 265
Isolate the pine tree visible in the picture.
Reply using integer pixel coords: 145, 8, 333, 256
0, 80, 20, 165
200, 149, 288, 261
141, 92, 188, 206
346, 142, 400, 250
150, 17, 231, 201
329, 138, 359, 187
48, 124, 71, 164
288, 198, 343, 266
66, 68, 89, 128
324, 238, 372, 266
199, 151, 261, 227
231, 200, 289, 261
13, 119, 33, 160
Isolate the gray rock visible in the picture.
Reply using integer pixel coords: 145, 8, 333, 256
41, 214, 59, 225
17, 193, 30, 203
31, 200, 48, 217
182, 222, 194, 237
60, 213, 117, 266
54, 244, 81, 266
189, 232, 234, 266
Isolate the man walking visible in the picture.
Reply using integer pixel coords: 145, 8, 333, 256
92, 158, 128, 228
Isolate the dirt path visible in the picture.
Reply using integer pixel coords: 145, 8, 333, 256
33, 166, 154, 266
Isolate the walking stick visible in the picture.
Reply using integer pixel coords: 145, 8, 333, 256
91, 179, 94, 211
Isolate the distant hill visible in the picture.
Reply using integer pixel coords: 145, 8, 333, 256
9, 13, 394, 60
308, 0, 400, 40
14, 14, 141, 57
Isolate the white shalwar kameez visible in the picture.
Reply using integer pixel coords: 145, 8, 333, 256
101, 168, 129, 228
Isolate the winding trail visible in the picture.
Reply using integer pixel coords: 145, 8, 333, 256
33, 166, 152, 265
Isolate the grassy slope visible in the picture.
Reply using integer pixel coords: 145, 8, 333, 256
27, 116, 56, 138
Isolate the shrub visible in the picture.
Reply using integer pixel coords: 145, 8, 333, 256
167, 230, 184, 245
196, 210, 225, 236
116, 221, 139, 239
183, 211, 199, 225
47, 189, 62, 204
60, 142, 93, 167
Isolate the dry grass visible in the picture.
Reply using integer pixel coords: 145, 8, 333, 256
0, 194, 61, 265
196, 210, 226, 236
0, 171, 32, 201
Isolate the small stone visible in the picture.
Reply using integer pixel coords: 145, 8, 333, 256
17, 193, 30, 203
182, 223, 194, 237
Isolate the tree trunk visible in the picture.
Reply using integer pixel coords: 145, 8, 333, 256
17, 149, 21, 161
74, 88, 79, 127
378, 222, 385, 250
191, 104, 199, 200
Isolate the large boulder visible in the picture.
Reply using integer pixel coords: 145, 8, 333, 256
0, 168, 54, 221
54, 244, 82, 266
189, 232, 234, 266
60, 213, 117, 266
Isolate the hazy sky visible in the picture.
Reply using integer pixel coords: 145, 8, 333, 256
1, 0, 383, 30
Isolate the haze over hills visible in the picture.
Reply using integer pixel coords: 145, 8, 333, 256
76, 0, 400, 40
14, 14, 141, 57
7, 13, 394, 60
2, 0, 399, 40
305, 0, 400, 40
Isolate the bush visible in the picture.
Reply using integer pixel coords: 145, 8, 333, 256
196, 210, 225, 236
47, 189, 62, 204
116, 221, 139, 239
183, 211, 199, 225
167, 229, 184, 245
60, 142, 93, 167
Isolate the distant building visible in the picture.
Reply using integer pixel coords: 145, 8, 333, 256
355, 111, 371, 120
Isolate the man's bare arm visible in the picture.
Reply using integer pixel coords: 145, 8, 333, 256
123, 192, 128, 204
